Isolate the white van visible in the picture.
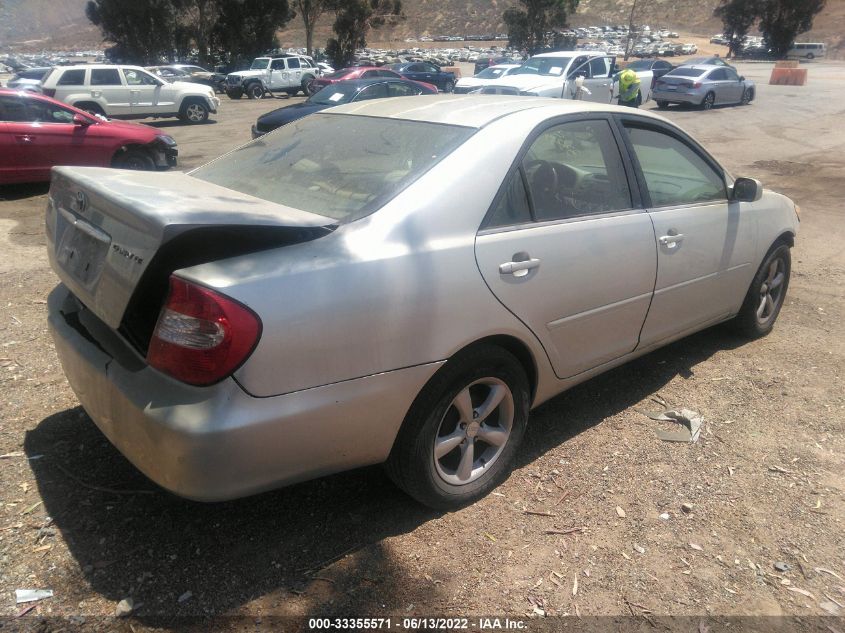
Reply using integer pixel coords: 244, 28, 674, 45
786, 43, 826, 60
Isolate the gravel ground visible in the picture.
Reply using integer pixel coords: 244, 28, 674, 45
0, 61, 843, 631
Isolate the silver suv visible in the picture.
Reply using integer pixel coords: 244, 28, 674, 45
225, 55, 321, 99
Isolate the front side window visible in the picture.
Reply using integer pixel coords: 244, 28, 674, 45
123, 69, 159, 86
522, 120, 632, 221
354, 83, 389, 101
58, 69, 86, 86
271, 59, 286, 70
91, 68, 122, 86
25, 99, 75, 124
588, 57, 610, 78
191, 114, 475, 222
625, 126, 726, 207
388, 82, 422, 97
287, 58, 301, 69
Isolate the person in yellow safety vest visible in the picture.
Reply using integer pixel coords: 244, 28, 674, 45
616, 68, 641, 108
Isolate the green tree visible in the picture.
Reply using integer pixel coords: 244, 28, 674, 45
213, 0, 294, 65
759, 0, 826, 57
86, 0, 180, 63
502, 0, 579, 54
325, 0, 403, 70
292, 0, 330, 57
715, 0, 760, 58
715, 0, 826, 58
179, 0, 222, 66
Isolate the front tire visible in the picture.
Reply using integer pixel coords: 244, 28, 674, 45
226, 88, 243, 100
113, 149, 155, 171
246, 82, 265, 99
741, 88, 753, 105
443, 79, 454, 93
386, 345, 530, 510
656, 100, 669, 109
733, 243, 791, 338
179, 100, 209, 124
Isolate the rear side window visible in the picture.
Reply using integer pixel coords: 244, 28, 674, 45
708, 68, 727, 80
487, 170, 532, 228
0, 95, 29, 122
58, 69, 86, 85
625, 126, 726, 207
388, 82, 422, 97
91, 69, 121, 86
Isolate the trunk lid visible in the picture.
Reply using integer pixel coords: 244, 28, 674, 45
46, 166, 336, 333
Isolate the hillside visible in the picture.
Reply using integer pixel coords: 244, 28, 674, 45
1, 0, 842, 57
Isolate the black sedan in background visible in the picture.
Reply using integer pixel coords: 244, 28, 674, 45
251, 78, 437, 138
388, 62, 457, 92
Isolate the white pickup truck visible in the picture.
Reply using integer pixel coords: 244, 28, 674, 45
475, 51, 653, 105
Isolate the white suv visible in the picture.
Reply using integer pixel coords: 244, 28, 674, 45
225, 55, 321, 99
42, 65, 220, 124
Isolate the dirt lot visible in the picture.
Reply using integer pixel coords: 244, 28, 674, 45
0, 61, 843, 631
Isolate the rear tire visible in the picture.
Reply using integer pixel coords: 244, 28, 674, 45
246, 82, 265, 99
226, 88, 243, 100
656, 100, 669, 109
701, 91, 715, 110
114, 149, 155, 171
732, 243, 791, 338
806, 53, 815, 60
385, 344, 530, 510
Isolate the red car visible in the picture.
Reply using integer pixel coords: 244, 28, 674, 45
0, 89, 178, 185
308, 66, 438, 94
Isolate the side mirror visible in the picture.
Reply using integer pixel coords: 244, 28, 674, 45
732, 177, 762, 202
739, 76, 745, 81
72, 113, 91, 126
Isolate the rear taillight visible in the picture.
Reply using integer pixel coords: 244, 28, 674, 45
147, 276, 261, 386
43, 88, 56, 97
692, 82, 702, 89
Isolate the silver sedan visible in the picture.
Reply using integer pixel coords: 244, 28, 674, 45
46, 96, 798, 509
653, 64, 756, 109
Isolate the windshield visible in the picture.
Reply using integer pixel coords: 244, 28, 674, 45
667, 67, 706, 77
191, 114, 475, 223
308, 83, 359, 105
510, 56, 572, 77
250, 58, 270, 70
323, 69, 353, 80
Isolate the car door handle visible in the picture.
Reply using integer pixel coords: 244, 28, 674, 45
15, 135, 34, 143
499, 258, 541, 275
658, 233, 684, 246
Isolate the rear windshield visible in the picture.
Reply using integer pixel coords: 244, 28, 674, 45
667, 67, 706, 77
191, 113, 475, 223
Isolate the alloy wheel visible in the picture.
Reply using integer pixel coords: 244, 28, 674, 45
756, 256, 787, 325
433, 377, 514, 486
186, 104, 206, 122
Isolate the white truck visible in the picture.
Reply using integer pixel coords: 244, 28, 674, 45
225, 55, 321, 99
475, 51, 653, 105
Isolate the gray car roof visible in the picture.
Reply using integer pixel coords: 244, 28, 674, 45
325, 94, 668, 129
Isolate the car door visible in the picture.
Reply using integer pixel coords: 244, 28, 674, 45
722, 67, 745, 103
475, 117, 657, 379
20, 96, 110, 168
0, 95, 36, 182
269, 58, 288, 89
122, 68, 162, 114
620, 119, 756, 346
286, 57, 303, 87
387, 81, 424, 97
89, 68, 130, 116
705, 68, 728, 103
584, 56, 615, 103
